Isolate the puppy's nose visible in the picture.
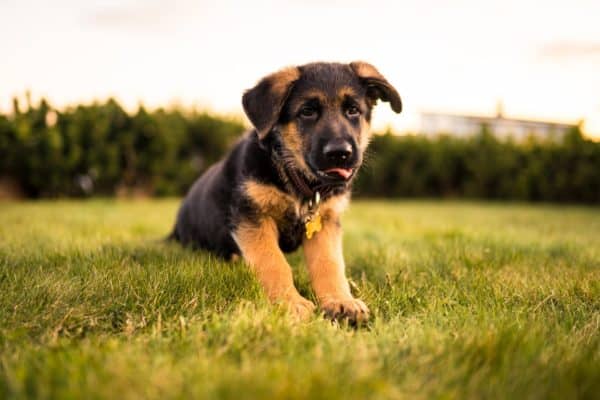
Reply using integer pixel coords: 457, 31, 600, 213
323, 139, 353, 164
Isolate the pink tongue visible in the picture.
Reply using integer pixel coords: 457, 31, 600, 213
325, 168, 353, 179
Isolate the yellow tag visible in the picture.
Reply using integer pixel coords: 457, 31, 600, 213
305, 212, 322, 239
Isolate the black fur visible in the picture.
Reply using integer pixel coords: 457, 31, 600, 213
172, 134, 277, 258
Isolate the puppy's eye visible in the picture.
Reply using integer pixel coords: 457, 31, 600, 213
346, 105, 361, 118
299, 106, 318, 119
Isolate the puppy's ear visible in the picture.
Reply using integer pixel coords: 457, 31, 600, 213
242, 66, 301, 139
350, 61, 402, 113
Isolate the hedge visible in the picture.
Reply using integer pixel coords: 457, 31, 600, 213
1, 97, 598, 203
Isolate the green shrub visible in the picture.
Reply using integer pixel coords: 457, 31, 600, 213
355, 128, 600, 203
1, 97, 598, 203
0, 97, 245, 197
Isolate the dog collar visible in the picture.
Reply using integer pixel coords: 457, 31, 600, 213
286, 165, 324, 239
286, 164, 318, 199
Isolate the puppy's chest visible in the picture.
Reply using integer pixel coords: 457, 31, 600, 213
244, 180, 310, 229
243, 181, 337, 252
275, 197, 329, 252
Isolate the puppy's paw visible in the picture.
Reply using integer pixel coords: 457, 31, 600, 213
321, 297, 370, 326
284, 295, 316, 321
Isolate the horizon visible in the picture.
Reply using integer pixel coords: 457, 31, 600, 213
2, 0, 600, 138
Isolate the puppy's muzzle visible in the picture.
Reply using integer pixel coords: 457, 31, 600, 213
318, 138, 358, 181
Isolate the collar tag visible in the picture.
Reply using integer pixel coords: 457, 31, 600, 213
305, 191, 322, 239
305, 212, 322, 239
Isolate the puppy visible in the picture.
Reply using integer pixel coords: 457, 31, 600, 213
171, 62, 401, 323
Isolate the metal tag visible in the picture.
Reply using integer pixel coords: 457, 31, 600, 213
305, 212, 322, 239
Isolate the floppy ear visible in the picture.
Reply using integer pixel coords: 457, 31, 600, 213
242, 66, 301, 139
349, 61, 402, 113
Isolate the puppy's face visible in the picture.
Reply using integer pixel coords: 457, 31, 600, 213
243, 62, 402, 183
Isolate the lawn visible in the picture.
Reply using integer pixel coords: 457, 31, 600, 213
0, 199, 598, 399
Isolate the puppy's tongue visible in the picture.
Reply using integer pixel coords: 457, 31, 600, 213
324, 168, 353, 179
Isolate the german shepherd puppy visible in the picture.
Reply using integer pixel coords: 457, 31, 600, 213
171, 62, 401, 323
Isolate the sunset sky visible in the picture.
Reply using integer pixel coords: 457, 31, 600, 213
2, 0, 600, 137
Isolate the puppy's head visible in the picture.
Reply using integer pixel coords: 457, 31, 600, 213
242, 61, 401, 183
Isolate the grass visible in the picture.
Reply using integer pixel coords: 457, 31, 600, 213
0, 199, 598, 399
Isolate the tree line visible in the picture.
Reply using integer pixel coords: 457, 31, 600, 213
1, 97, 598, 203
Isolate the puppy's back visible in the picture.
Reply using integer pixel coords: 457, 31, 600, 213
172, 145, 244, 257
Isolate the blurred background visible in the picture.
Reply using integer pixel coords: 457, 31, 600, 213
1, 0, 599, 202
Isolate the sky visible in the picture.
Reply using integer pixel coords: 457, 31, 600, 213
1, 0, 600, 137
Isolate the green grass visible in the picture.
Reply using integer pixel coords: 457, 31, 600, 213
0, 199, 598, 399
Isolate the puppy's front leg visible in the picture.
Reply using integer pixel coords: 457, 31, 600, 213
234, 218, 315, 320
303, 216, 370, 324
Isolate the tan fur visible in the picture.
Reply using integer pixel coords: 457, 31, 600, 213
297, 89, 328, 104
358, 117, 372, 152
303, 194, 350, 300
349, 61, 385, 81
303, 220, 351, 302
244, 180, 298, 221
269, 66, 301, 95
303, 194, 369, 321
301, 87, 357, 107
337, 86, 359, 101
319, 193, 350, 221
233, 218, 315, 319
233, 218, 295, 299
279, 122, 312, 173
